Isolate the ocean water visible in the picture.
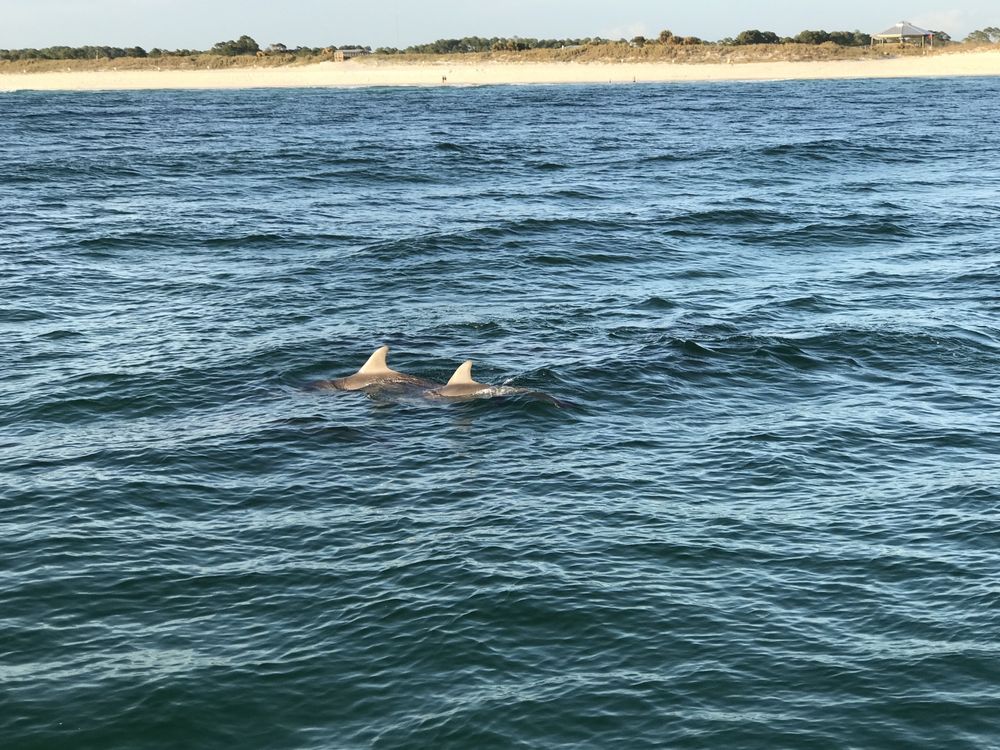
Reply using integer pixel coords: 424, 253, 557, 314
3, 77, 1000, 748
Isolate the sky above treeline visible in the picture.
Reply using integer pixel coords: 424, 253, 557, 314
1, 0, 995, 49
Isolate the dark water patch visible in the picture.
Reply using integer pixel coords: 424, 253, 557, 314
757, 138, 881, 163
292, 164, 430, 183
545, 186, 607, 200
673, 267, 741, 279
767, 294, 843, 312
418, 320, 509, 338
799, 327, 1000, 361
945, 265, 1000, 285
635, 296, 678, 311
658, 334, 831, 373
639, 150, 712, 163
659, 207, 792, 233
36, 328, 84, 340
525, 250, 638, 267
77, 232, 180, 250
11, 393, 174, 425
204, 233, 288, 248
665, 338, 721, 358
753, 219, 916, 247
0, 307, 53, 322
355, 216, 638, 260
357, 231, 490, 260
503, 215, 637, 235
245, 419, 375, 446
526, 160, 567, 171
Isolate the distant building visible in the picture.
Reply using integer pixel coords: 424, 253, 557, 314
872, 21, 935, 47
334, 48, 368, 62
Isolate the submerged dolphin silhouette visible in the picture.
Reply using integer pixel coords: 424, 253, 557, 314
319, 345, 439, 391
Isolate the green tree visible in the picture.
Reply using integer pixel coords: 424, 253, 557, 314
735, 30, 780, 45
964, 27, 1000, 43
795, 30, 831, 45
235, 35, 259, 54
828, 30, 870, 46
211, 35, 259, 56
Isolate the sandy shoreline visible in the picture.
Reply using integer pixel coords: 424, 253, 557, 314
3, 50, 1000, 91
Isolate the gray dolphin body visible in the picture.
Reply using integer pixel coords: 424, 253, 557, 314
424, 360, 561, 404
316, 346, 440, 391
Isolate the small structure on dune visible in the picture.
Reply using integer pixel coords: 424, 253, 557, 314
872, 21, 935, 47
334, 48, 368, 62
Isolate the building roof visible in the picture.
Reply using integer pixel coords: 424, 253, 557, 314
874, 21, 932, 38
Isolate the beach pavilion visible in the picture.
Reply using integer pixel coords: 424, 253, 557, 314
872, 21, 935, 47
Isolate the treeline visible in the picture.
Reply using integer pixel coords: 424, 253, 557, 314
390, 36, 594, 55
0, 35, 370, 61
720, 29, 873, 46
1, 45, 154, 61
5, 26, 991, 62
722, 28, 959, 45
386, 28, 897, 52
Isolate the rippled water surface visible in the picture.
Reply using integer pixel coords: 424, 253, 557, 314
3, 78, 1000, 748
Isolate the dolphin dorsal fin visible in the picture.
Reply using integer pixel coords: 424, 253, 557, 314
447, 360, 480, 386
358, 345, 391, 374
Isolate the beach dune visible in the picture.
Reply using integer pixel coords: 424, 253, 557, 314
2, 50, 1000, 91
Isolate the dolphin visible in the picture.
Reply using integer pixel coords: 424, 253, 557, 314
425, 360, 566, 405
317, 345, 440, 391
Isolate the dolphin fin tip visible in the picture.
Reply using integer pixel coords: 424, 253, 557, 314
358, 345, 391, 374
447, 360, 477, 385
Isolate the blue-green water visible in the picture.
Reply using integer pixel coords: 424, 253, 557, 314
3, 78, 1000, 749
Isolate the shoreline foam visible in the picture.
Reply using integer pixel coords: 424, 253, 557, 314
2, 50, 1000, 91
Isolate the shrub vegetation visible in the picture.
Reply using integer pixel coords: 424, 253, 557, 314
0, 24, 989, 68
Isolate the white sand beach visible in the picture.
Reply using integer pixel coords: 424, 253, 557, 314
2, 49, 1000, 91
